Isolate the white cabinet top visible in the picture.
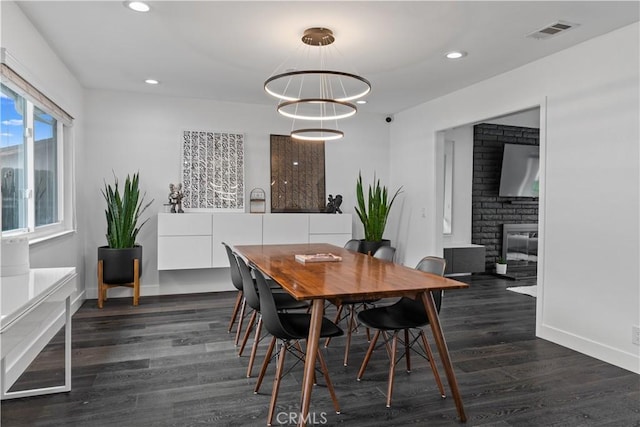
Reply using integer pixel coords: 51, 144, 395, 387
444, 243, 485, 249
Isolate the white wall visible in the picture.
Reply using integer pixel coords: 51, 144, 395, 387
1, 1, 86, 308
483, 107, 541, 128
82, 89, 390, 297
390, 23, 639, 373
442, 125, 474, 246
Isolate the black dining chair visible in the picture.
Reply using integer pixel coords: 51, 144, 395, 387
356, 256, 447, 408
252, 268, 343, 426
222, 242, 248, 345
234, 254, 308, 378
325, 245, 396, 366
223, 242, 284, 345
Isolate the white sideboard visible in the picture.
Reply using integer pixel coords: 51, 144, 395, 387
157, 213, 213, 270
158, 213, 352, 270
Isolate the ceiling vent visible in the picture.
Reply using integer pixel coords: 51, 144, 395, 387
527, 21, 579, 40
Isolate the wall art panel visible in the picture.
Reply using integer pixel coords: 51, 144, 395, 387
182, 130, 244, 210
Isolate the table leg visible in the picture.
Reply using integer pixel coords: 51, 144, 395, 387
420, 292, 467, 422
64, 295, 72, 391
299, 298, 324, 427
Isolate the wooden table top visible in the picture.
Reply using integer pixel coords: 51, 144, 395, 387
234, 243, 468, 302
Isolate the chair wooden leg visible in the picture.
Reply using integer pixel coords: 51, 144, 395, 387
247, 315, 263, 378
132, 259, 140, 306
228, 291, 243, 333
316, 349, 340, 414
97, 260, 104, 309
234, 298, 247, 346
255, 336, 276, 394
420, 331, 446, 398
343, 305, 356, 366
382, 331, 393, 359
325, 304, 344, 347
357, 330, 380, 381
267, 341, 287, 426
238, 309, 256, 356
386, 332, 399, 408
404, 329, 412, 373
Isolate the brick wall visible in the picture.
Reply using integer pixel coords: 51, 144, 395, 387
472, 123, 539, 269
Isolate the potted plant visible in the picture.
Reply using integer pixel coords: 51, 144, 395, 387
98, 172, 153, 286
354, 172, 403, 255
496, 256, 507, 275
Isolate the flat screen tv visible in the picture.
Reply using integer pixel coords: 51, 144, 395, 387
498, 143, 540, 198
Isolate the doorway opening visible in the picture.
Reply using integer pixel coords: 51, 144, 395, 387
439, 106, 542, 280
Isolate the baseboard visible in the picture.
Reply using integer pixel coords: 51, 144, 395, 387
82, 283, 234, 300
71, 290, 85, 313
538, 324, 640, 374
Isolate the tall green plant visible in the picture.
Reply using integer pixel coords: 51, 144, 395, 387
102, 172, 153, 248
354, 172, 403, 242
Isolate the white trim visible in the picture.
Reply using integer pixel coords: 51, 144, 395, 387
538, 323, 640, 374
28, 229, 75, 246
535, 97, 548, 339
26, 102, 35, 230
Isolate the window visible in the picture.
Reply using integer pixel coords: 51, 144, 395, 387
1, 82, 64, 236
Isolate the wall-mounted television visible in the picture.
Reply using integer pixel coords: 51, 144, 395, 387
498, 143, 539, 198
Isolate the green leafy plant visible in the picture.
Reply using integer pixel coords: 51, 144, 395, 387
102, 172, 153, 248
355, 172, 403, 242
496, 256, 507, 264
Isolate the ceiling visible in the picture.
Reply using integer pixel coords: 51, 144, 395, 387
14, 1, 639, 115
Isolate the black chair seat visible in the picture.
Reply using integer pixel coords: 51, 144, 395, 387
358, 297, 428, 331
253, 268, 343, 424
355, 256, 448, 408
273, 293, 309, 311
234, 254, 309, 379
278, 313, 344, 340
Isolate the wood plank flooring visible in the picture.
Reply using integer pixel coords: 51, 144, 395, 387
2, 274, 638, 426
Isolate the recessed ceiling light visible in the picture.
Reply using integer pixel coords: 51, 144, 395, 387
445, 51, 467, 60
145, 79, 159, 85
356, 100, 367, 104
124, 1, 150, 12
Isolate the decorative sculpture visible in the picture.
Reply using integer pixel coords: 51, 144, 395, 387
325, 194, 343, 214
168, 183, 184, 213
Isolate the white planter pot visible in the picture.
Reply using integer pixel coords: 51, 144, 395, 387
496, 263, 507, 275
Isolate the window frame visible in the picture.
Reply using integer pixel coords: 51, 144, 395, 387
1, 80, 70, 242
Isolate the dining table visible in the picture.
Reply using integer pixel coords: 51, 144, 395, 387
234, 243, 468, 426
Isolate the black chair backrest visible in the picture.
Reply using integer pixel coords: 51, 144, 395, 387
415, 256, 447, 276
223, 242, 243, 292
343, 239, 361, 252
397, 256, 447, 317
415, 256, 446, 312
235, 254, 260, 311
254, 268, 295, 340
373, 245, 396, 262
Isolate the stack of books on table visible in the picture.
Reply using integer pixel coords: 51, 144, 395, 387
295, 253, 343, 263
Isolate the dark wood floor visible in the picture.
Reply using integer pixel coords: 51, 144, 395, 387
2, 274, 638, 426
